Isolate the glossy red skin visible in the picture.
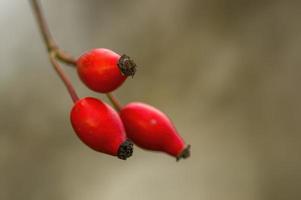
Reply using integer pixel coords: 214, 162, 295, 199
70, 97, 126, 156
76, 48, 126, 93
120, 102, 186, 157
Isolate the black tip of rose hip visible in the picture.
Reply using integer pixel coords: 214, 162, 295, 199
117, 139, 134, 160
117, 54, 137, 77
176, 145, 191, 161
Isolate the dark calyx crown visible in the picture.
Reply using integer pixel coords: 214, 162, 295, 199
117, 54, 137, 77
117, 139, 134, 160
176, 145, 191, 161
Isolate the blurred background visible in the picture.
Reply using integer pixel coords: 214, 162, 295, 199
0, 0, 300, 199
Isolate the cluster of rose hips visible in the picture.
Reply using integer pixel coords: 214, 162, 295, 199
71, 48, 190, 160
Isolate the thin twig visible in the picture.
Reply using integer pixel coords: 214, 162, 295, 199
30, 0, 77, 65
31, 0, 56, 50
56, 49, 77, 65
106, 93, 122, 111
49, 52, 79, 103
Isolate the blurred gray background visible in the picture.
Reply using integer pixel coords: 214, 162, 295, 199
0, 0, 301, 199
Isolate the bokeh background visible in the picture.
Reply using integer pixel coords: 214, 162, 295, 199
1, 0, 301, 199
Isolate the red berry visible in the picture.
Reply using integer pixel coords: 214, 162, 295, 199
76, 48, 136, 93
120, 102, 190, 161
70, 97, 133, 160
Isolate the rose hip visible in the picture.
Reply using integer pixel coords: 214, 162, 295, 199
70, 97, 133, 160
120, 102, 190, 161
76, 48, 136, 93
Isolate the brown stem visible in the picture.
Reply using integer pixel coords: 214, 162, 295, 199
49, 52, 79, 103
30, 0, 77, 65
106, 93, 122, 112
56, 49, 77, 65
31, 0, 56, 50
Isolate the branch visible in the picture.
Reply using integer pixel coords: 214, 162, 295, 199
106, 93, 122, 111
49, 52, 79, 103
30, 0, 76, 65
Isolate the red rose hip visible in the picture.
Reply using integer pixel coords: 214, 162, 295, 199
120, 102, 190, 161
76, 48, 136, 93
70, 97, 133, 160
